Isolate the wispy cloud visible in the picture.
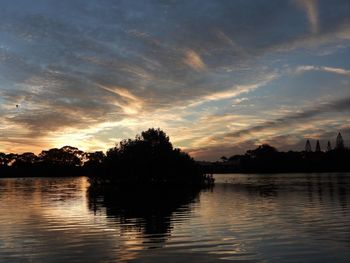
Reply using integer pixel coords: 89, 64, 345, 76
294, 0, 319, 34
233, 97, 249, 105
183, 49, 206, 72
98, 85, 144, 115
0, 0, 349, 158
223, 97, 350, 140
296, 65, 350, 76
188, 73, 277, 107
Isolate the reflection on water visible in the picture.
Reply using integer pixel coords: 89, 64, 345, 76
88, 186, 201, 249
0, 174, 349, 262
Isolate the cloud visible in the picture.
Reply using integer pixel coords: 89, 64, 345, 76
0, 0, 350, 156
294, 0, 319, 34
189, 118, 350, 161
233, 97, 249, 105
188, 140, 257, 161
296, 65, 350, 76
223, 97, 350, 140
98, 85, 144, 115
187, 73, 277, 107
183, 49, 206, 72
184, 97, 350, 159
260, 19, 350, 57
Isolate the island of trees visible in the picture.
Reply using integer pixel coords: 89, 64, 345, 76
202, 132, 350, 173
1, 130, 349, 181
0, 128, 213, 187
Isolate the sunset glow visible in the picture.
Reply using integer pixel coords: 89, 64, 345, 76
0, 0, 349, 160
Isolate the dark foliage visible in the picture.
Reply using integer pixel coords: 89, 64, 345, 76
91, 128, 212, 186
1, 129, 349, 178
202, 143, 350, 174
0, 146, 85, 177
0, 128, 213, 187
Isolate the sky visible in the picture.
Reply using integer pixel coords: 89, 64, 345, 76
0, 0, 349, 160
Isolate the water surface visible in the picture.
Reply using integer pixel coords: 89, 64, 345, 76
0, 173, 349, 262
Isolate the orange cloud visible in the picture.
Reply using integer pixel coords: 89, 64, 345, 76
183, 49, 206, 71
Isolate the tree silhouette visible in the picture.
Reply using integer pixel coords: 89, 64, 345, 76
0, 153, 7, 167
84, 151, 105, 175
93, 128, 212, 186
246, 144, 277, 159
315, 140, 321, 152
12, 152, 38, 168
220, 156, 228, 162
305, 139, 312, 152
1, 128, 349, 177
336, 132, 345, 150
2, 153, 17, 167
85, 151, 105, 165
327, 141, 332, 152
39, 146, 83, 167
140, 128, 172, 150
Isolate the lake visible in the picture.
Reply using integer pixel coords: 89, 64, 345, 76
0, 173, 349, 262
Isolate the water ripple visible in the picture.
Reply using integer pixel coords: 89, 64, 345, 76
0, 174, 349, 262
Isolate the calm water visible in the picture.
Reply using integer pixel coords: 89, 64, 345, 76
0, 174, 349, 263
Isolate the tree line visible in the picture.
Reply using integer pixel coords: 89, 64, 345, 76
1, 130, 349, 179
202, 132, 350, 173
0, 128, 213, 186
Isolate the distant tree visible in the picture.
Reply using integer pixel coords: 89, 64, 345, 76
85, 151, 105, 164
305, 139, 312, 152
0, 153, 6, 167
39, 146, 83, 167
84, 151, 105, 172
3, 153, 17, 166
246, 144, 277, 159
19, 152, 37, 162
228, 155, 242, 163
13, 152, 38, 167
327, 141, 332, 152
336, 132, 345, 150
61, 146, 84, 160
220, 156, 228, 162
315, 140, 321, 152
